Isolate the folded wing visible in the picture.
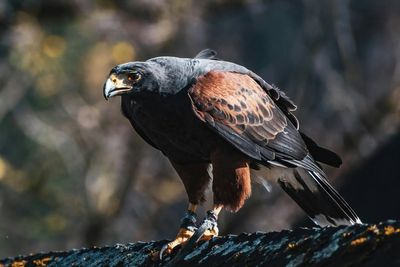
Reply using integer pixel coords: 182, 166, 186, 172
188, 70, 361, 226
189, 71, 308, 164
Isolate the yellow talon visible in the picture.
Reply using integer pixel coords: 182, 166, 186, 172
160, 228, 195, 258
200, 227, 219, 241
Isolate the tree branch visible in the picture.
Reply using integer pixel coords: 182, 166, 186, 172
1, 220, 399, 266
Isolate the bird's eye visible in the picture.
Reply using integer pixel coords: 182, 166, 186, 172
127, 72, 141, 82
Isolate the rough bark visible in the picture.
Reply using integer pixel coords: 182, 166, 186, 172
1, 220, 399, 267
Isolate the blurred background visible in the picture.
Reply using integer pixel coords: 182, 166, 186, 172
0, 0, 400, 258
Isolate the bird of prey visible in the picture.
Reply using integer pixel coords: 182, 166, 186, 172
103, 49, 361, 258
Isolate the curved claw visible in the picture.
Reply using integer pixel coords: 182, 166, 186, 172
159, 228, 195, 260
159, 243, 170, 260
165, 218, 218, 266
188, 218, 215, 245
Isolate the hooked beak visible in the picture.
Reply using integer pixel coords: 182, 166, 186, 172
103, 73, 132, 100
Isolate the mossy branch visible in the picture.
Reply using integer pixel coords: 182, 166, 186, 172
1, 220, 400, 267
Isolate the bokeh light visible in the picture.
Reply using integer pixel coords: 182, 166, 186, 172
112, 41, 135, 64
42, 35, 66, 58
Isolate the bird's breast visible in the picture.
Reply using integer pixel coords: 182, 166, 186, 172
122, 93, 219, 163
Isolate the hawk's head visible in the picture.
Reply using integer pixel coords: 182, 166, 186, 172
103, 62, 161, 100
104, 57, 199, 99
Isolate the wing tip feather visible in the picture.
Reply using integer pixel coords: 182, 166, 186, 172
277, 168, 361, 227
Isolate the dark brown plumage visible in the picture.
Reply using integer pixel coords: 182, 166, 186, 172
103, 49, 361, 258
170, 161, 211, 205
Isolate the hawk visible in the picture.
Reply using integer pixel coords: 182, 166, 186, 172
103, 49, 361, 257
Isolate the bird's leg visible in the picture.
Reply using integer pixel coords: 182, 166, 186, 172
160, 203, 198, 258
182, 204, 223, 248
164, 205, 223, 265
198, 204, 222, 241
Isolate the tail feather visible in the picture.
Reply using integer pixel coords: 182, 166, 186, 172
300, 132, 342, 168
308, 171, 361, 224
276, 166, 361, 227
